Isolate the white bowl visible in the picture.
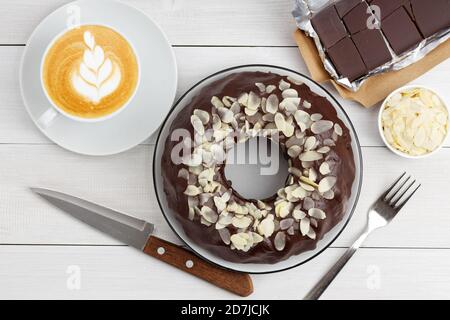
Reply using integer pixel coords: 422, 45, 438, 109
378, 85, 449, 159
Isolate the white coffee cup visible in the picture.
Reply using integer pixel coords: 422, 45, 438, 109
38, 24, 141, 128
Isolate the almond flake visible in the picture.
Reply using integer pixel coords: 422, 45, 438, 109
299, 151, 323, 161
266, 94, 279, 114
193, 109, 210, 125
184, 185, 201, 196
213, 196, 226, 212
230, 233, 250, 251
311, 120, 334, 134
247, 91, 261, 110
238, 93, 249, 106
280, 218, 294, 230
244, 107, 258, 116
288, 167, 303, 178
318, 176, 337, 193
317, 146, 331, 154
303, 100, 312, 109
300, 217, 310, 236
222, 96, 235, 107
307, 228, 316, 240
211, 96, 224, 109
319, 162, 331, 175
191, 115, 205, 135
287, 76, 303, 85
294, 110, 311, 126
217, 107, 234, 123
230, 101, 241, 114
293, 209, 306, 220
274, 232, 286, 251
323, 190, 335, 200
257, 215, 275, 237
232, 216, 252, 229
255, 83, 266, 93
334, 123, 343, 136
292, 186, 308, 199
266, 85, 277, 94
177, 168, 190, 180
279, 79, 291, 91
300, 182, 315, 192
303, 197, 314, 210
282, 88, 299, 99
310, 113, 323, 121
304, 136, 317, 151
288, 145, 302, 158
200, 206, 218, 223
218, 228, 231, 245
308, 208, 326, 220
309, 167, 318, 182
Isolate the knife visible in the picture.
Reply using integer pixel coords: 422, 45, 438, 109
31, 187, 253, 297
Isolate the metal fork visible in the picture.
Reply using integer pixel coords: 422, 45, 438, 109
304, 172, 421, 300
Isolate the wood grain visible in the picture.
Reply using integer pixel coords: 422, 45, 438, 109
1, 46, 449, 146
0, 0, 296, 46
1, 144, 449, 249
2, 245, 450, 299
143, 236, 253, 297
1, 0, 450, 300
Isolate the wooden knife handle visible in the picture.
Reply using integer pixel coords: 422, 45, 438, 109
143, 236, 253, 297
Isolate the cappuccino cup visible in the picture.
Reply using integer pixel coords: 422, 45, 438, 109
39, 24, 140, 127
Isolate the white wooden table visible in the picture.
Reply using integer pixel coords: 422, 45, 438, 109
1, 0, 449, 300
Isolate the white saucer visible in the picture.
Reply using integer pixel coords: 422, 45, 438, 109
20, 0, 177, 155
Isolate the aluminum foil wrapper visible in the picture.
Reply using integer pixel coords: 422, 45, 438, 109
292, 0, 450, 91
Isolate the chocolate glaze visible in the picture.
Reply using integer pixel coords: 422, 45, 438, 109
160, 71, 356, 264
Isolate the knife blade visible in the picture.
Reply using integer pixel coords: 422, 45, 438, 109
31, 187, 253, 297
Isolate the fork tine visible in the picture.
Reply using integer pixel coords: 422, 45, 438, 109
382, 172, 407, 201
386, 175, 411, 203
381, 172, 406, 199
391, 179, 416, 207
396, 184, 421, 210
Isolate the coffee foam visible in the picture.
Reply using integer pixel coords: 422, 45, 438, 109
71, 31, 122, 104
42, 25, 139, 119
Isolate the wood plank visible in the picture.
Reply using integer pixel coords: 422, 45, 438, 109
1, 144, 449, 249
1, 245, 449, 299
2, 46, 450, 146
1, 0, 296, 46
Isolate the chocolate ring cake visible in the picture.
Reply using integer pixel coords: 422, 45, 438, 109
160, 71, 356, 264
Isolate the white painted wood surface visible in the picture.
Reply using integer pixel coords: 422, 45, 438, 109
0, 0, 449, 299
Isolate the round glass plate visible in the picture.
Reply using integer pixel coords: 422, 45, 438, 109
153, 65, 363, 274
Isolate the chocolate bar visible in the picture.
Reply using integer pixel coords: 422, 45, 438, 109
352, 28, 392, 70
335, 0, 362, 18
343, 2, 372, 34
311, 5, 347, 49
369, 0, 405, 20
382, 7, 423, 55
327, 37, 367, 81
410, 0, 450, 38
307, 0, 449, 83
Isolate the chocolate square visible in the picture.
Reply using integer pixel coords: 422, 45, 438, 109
410, 0, 450, 37
404, 1, 415, 20
370, 0, 405, 20
311, 5, 348, 49
352, 29, 392, 70
382, 7, 422, 55
343, 2, 373, 34
335, 0, 362, 18
327, 37, 367, 81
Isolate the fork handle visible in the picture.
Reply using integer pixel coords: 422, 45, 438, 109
304, 230, 369, 300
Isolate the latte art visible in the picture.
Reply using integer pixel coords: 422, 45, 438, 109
42, 25, 139, 119
72, 31, 122, 104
